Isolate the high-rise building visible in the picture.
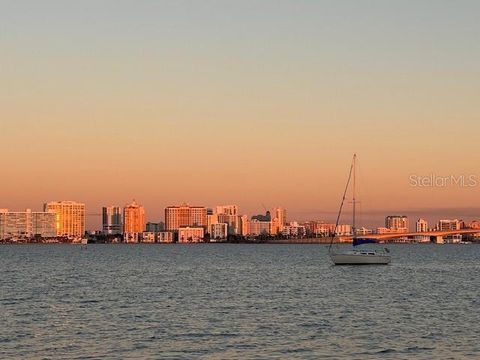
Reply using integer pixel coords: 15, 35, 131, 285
241, 215, 249, 236
210, 223, 228, 240
251, 211, 271, 222
272, 207, 287, 226
0, 209, 56, 240
415, 218, 429, 242
249, 219, 272, 236
123, 200, 145, 234
102, 206, 122, 235
207, 213, 219, 229
31, 211, 57, 238
270, 207, 287, 235
215, 205, 238, 216
219, 215, 240, 235
438, 219, 461, 231
271, 217, 281, 235
146, 222, 164, 232
248, 211, 272, 235
215, 205, 242, 235
416, 218, 428, 232
165, 204, 207, 231
385, 215, 409, 232
44, 201, 85, 237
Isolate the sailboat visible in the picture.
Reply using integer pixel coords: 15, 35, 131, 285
329, 154, 391, 265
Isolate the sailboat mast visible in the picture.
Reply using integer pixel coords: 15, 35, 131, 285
352, 153, 356, 238
328, 154, 355, 251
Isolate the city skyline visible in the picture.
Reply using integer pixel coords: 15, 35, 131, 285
1, 199, 478, 233
2, 1, 480, 230
2, 199, 477, 245
2, 2, 479, 358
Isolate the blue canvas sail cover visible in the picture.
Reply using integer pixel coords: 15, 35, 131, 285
353, 238, 378, 246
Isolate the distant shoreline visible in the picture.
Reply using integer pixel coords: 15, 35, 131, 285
1, 239, 478, 245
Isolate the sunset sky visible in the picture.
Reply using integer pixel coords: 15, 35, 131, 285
1, 1, 479, 229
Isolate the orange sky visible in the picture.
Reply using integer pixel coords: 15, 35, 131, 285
1, 1, 479, 229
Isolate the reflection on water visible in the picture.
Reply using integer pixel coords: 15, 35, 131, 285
0, 244, 479, 359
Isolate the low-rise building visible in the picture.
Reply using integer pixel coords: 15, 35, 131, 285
124, 232, 142, 243
178, 227, 204, 243
281, 222, 306, 237
142, 232, 156, 243
139, 231, 174, 243
157, 232, 174, 243
356, 227, 373, 236
302, 222, 334, 237
210, 223, 228, 240
335, 224, 352, 236
376, 227, 406, 234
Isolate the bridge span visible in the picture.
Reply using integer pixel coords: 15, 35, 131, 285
364, 229, 479, 244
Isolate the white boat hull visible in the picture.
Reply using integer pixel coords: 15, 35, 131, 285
330, 252, 391, 265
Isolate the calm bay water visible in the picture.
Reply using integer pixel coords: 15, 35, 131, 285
0, 244, 479, 359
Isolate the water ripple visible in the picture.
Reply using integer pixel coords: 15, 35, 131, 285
0, 244, 479, 359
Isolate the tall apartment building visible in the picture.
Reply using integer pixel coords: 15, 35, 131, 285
241, 215, 249, 236
145, 222, 164, 232
266, 208, 286, 235
249, 219, 272, 236
210, 223, 228, 240
215, 205, 242, 235
102, 206, 122, 235
272, 207, 287, 227
438, 219, 461, 231
207, 213, 219, 230
248, 211, 272, 236
44, 201, 85, 237
165, 204, 207, 231
123, 200, 145, 233
0, 209, 56, 240
416, 218, 428, 232
215, 205, 238, 216
415, 218, 429, 242
385, 215, 409, 232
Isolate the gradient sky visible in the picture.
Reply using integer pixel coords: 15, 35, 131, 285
1, 0, 480, 229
